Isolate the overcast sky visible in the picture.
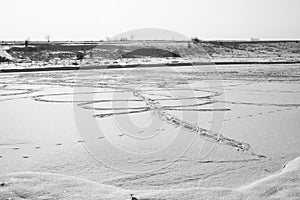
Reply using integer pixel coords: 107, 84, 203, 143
1, 0, 299, 41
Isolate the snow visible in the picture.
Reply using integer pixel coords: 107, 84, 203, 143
0, 50, 13, 61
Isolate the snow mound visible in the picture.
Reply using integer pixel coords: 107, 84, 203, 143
0, 172, 130, 200
0, 157, 299, 200
140, 157, 300, 199
0, 50, 13, 62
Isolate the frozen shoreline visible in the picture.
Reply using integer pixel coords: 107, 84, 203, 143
1, 40, 300, 73
1, 61, 300, 73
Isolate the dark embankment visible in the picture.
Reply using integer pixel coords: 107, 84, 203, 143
1, 61, 300, 73
121, 48, 181, 58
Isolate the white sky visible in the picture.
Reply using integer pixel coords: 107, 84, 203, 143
1, 0, 299, 41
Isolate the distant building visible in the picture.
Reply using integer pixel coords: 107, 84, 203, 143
120, 37, 128, 42
251, 38, 260, 41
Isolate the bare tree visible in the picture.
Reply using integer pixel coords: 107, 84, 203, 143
45, 34, 51, 43
120, 37, 128, 41
25, 37, 30, 47
130, 34, 135, 41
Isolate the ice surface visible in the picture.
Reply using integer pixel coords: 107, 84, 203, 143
0, 64, 299, 199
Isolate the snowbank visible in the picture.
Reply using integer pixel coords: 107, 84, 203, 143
0, 172, 129, 200
0, 50, 13, 62
0, 157, 299, 200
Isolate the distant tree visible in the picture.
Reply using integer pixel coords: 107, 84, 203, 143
25, 40, 29, 47
130, 34, 135, 41
45, 34, 51, 43
191, 37, 201, 44
120, 37, 128, 42
76, 51, 85, 60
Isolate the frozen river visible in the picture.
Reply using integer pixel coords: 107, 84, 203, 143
0, 64, 300, 199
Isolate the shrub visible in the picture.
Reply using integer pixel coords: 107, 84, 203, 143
76, 51, 85, 60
